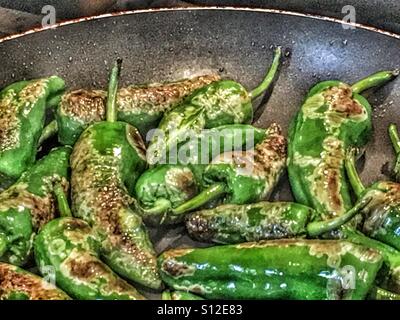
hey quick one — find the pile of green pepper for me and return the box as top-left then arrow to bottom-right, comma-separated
1,45 -> 400,300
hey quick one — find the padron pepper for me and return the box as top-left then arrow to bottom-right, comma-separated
53,74 -> 220,145
34,188 -> 145,300
0,146 -> 70,266
147,47 -> 282,165
174,122 -> 286,214
71,60 -> 160,289
389,123 -> 400,182
0,262 -> 70,300
288,70 -> 398,222
0,76 -> 65,189
159,239 -> 383,300
134,124 -> 268,224
185,198 -> 371,244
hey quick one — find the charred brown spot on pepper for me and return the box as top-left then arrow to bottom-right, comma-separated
323,85 -> 363,116
162,259 -> 194,277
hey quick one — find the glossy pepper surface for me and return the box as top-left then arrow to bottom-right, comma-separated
288,71 -> 397,220
34,217 -> 145,300
0,76 -> 65,189
0,262 -> 70,300
185,198 -> 370,243
147,48 -> 281,165
0,146 -> 71,266
159,239 -> 383,300
55,74 -> 220,145
71,60 -> 160,289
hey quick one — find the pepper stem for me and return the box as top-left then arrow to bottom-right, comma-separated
389,124 -> 400,155
0,233 -> 8,257
249,47 -> 282,100
172,183 -> 227,215
54,184 -> 72,217
351,69 -> 399,94
345,147 -> 365,198
38,120 -> 58,146
306,196 -> 372,237
106,58 -> 122,123
139,199 -> 172,216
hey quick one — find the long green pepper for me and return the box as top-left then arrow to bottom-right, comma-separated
70,60 -> 160,289
0,146 -> 70,266
0,76 -> 65,189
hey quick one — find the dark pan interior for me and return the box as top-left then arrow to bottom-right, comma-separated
0,8 -> 399,295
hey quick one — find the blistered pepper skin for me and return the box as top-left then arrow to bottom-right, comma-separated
159,239 -> 383,300
71,121 -> 161,289
0,146 -> 71,266
203,123 -> 287,205
34,217 -> 145,300
56,75 -> 220,145
0,262 -> 70,300
0,76 -> 65,189
186,201 -> 313,244
288,81 -> 372,220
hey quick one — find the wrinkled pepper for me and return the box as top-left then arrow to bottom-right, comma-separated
159,239 -> 383,300
162,290 -> 204,300
185,198 -> 371,243
0,76 -> 65,189
0,262 -> 70,300
288,70 -> 397,223
0,146 -> 70,266
134,124 -> 268,224
71,60 -> 160,289
389,123 -> 400,182
54,74 -> 220,145
34,214 -> 145,299
147,47 -> 281,165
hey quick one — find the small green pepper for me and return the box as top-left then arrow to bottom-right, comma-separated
147,48 -> 281,165
0,76 -> 65,189
54,74 -> 220,145
173,123 -> 286,213
345,147 -> 400,251
71,60 -> 160,289
389,123 -> 400,182
0,146 -> 71,266
0,262 -> 70,300
34,216 -> 145,300
159,239 -> 383,300
162,290 -> 204,300
135,124 -> 268,224
288,70 -> 397,222
185,198 -> 371,243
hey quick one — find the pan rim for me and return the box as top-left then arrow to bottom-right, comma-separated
0,6 -> 399,44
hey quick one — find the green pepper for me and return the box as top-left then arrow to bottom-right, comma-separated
34,215 -> 145,300
0,262 -> 70,300
0,76 -> 65,189
344,147 -> 400,251
173,122 -> 286,214
135,124 -> 268,224
162,290 -> 204,300
287,70 -> 397,222
147,48 -> 282,165
388,123 -> 400,182
185,198 -> 371,243
159,239 -> 383,300
70,60 -> 160,289
54,74 -> 220,145
0,146 -> 71,266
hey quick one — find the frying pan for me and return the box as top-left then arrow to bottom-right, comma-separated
0,7 -> 399,297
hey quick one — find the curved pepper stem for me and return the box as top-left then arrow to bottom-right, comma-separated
0,233 -> 7,257
389,124 -> 400,155
173,183 -> 227,215
106,58 -> 122,123
140,198 -> 172,217
249,47 -> 282,100
306,196 -> 372,237
345,147 -> 365,198
351,70 -> 399,94
54,184 -> 72,218
38,120 -> 58,146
